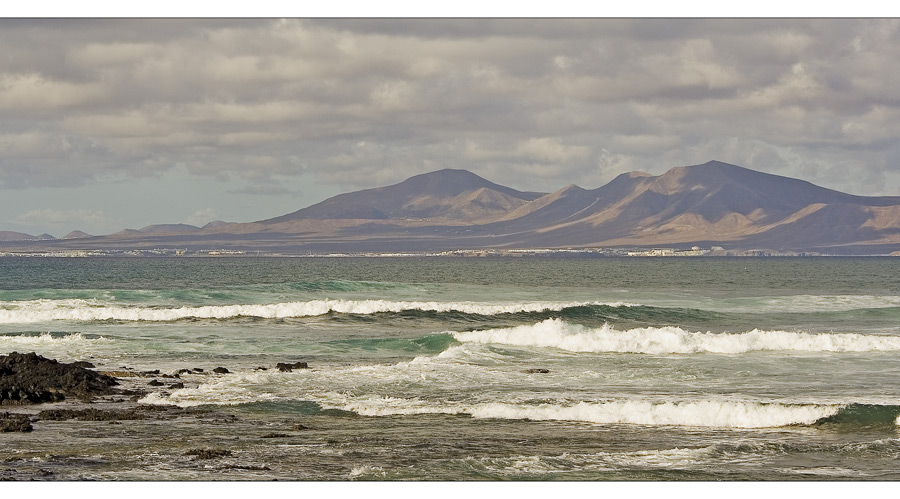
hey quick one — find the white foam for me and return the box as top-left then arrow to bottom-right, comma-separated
737,294 -> 900,313
321,395 -> 838,428
0,332 -> 107,346
464,400 -> 837,427
451,318 -> 900,354
348,465 -> 386,479
472,446 -> 715,474
135,362 -> 851,429
139,377 -> 280,407
0,299 -> 630,323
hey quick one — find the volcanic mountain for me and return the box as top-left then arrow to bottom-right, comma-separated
479,160 -> 900,251
4,161 -> 900,254
262,168 -> 544,224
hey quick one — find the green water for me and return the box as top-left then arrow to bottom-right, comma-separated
1,256 -> 900,480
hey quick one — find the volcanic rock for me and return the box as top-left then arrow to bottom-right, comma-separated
0,352 -> 119,405
0,412 -> 33,432
276,362 -> 309,372
183,448 -> 232,459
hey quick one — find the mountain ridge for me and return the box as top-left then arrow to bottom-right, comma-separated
4,161 -> 900,255
262,168 -> 545,224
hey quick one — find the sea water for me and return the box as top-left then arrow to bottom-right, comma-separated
1,256 -> 899,480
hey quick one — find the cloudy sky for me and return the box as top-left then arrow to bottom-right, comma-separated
2,17 -> 899,236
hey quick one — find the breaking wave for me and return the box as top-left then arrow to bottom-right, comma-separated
146,383 -> 898,429
322,395 -> 840,428
451,318 -> 900,354
0,299 -> 634,323
0,332 -> 107,346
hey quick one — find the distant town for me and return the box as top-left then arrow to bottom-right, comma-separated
0,245 -> 874,258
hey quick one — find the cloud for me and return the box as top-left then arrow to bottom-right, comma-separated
184,208 -> 220,227
228,184 -> 294,196
10,208 -> 117,233
0,18 -> 898,198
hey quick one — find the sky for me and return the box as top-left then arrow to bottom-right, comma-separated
2,16 -> 900,236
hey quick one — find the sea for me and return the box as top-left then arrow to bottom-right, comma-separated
1,256 -> 900,481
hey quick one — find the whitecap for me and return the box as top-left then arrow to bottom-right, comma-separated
451,318 -> 900,354
0,299 -> 633,323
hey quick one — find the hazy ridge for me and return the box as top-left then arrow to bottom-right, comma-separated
4,161 -> 900,255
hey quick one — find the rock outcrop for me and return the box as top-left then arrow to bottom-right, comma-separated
0,352 -> 119,405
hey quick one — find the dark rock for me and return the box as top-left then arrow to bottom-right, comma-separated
147,379 -> 164,386
261,432 -> 289,438
192,368 -> 204,373
176,369 -> 192,375
142,370 -> 160,375
38,405 -> 180,422
276,361 -> 309,372
70,361 -> 95,369
212,367 -> 229,374
0,412 -> 33,432
523,368 -> 550,374
293,424 -> 310,431
183,448 -> 231,459
38,408 -> 149,421
168,382 -> 185,389
222,464 -> 271,471
0,352 -> 119,405
254,367 -> 268,371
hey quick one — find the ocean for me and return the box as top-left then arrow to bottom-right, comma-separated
2,256 -> 900,480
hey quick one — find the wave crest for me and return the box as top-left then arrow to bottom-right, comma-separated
451,318 -> 900,353
0,332 -> 106,345
320,394 -> 841,428
0,299 -> 632,323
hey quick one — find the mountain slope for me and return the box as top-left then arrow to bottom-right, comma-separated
261,169 -> 545,224
523,161 -> 900,250
0,231 -> 38,241
5,161 -> 900,254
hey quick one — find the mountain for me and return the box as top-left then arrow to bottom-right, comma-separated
0,231 -> 39,242
63,231 -> 92,239
4,161 -> 900,255
135,224 -> 200,235
108,224 -> 200,238
262,169 -> 545,224
490,161 -> 900,250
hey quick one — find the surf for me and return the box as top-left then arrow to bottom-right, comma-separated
0,299 -> 636,323
451,318 -> 900,353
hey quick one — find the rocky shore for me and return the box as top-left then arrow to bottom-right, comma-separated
0,352 -> 120,406
0,351 -> 323,480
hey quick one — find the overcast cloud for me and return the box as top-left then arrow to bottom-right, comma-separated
2,19 -> 899,235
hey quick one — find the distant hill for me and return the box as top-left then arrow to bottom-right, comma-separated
0,231 -> 38,242
486,161 -> 900,250
63,231 -> 92,239
136,224 -> 200,235
0,232 -> 59,242
108,224 -> 200,238
201,220 -> 232,229
5,161 -> 900,255
262,169 -> 545,224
